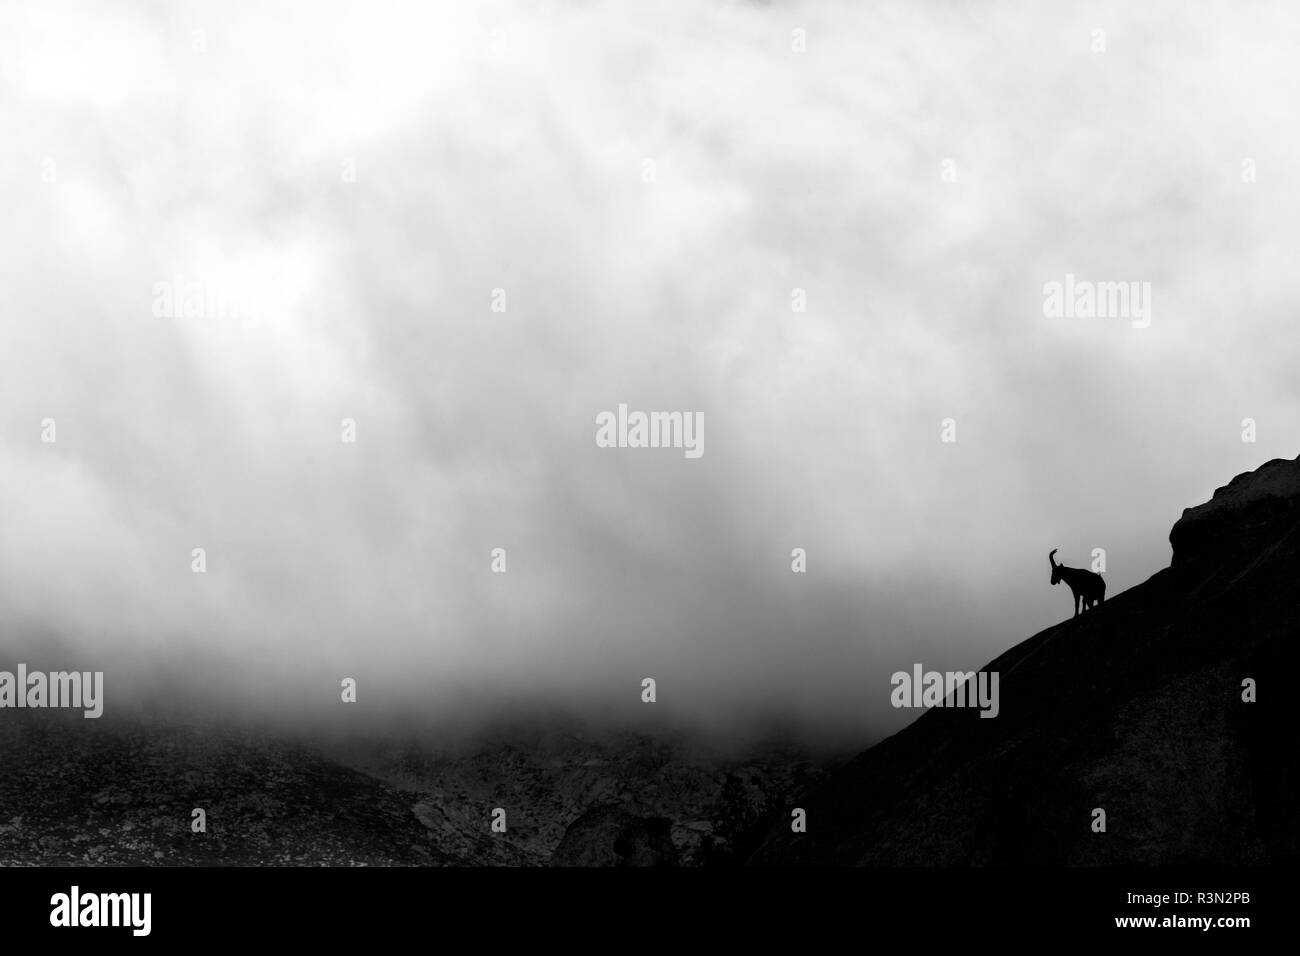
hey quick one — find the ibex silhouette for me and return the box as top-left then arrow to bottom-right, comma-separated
1049,549 -> 1105,618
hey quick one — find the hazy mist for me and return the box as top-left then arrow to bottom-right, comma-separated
2,0 -> 1298,745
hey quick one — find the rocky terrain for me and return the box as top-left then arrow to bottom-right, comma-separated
0,716 -> 464,866
0,713 -> 829,866
335,725 -> 829,866
750,454 -> 1300,865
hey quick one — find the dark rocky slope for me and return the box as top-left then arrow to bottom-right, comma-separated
0,717 -> 467,866
750,455 -> 1300,865
0,714 -> 827,866
341,728 -> 830,866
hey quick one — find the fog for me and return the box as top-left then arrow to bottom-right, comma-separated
2,0 -> 1298,745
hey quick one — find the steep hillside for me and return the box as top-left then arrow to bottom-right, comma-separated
750,455 -> 1300,865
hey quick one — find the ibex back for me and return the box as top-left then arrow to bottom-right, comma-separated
1048,549 -> 1105,618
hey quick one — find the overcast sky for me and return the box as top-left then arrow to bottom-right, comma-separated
2,0 -> 1298,744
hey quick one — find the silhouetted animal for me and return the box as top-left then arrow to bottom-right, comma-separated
1049,549 -> 1105,617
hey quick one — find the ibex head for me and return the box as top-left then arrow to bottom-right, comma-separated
1049,548 -> 1061,585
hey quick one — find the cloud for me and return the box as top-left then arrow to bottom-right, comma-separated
2,0 -> 1298,742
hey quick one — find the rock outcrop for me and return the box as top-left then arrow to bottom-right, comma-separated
1170,455 -> 1300,566
549,805 -> 679,867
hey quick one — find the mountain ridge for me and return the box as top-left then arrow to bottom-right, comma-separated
749,454 -> 1300,865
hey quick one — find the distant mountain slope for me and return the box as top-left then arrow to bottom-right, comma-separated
338,727 -> 831,866
0,717 -> 467,866
0,713 -> 829,866
750,455 -> 1300,865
